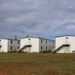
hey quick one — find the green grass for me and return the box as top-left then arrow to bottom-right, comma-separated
0,53 -> 75,75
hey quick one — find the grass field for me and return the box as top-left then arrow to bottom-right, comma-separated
0,53 -> 75,75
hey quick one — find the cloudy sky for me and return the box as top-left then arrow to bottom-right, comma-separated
0,0 -> 75,39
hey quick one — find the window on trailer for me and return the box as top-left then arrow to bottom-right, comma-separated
41,46 -> 42,50
18,41 -> 19,44
46,40 -> 47,43
11,40 -> 12,44
10,46 -> 12,50
17,47 -> 19,49
41,39 -> 42,43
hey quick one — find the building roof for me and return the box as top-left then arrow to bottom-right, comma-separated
0,38 -> 20,41
8,39 -> 20,41
21,37 -> 55,41
56,35 -> 75,38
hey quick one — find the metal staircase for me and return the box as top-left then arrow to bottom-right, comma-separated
18,45 -> 32,52
53,44 -> 70,53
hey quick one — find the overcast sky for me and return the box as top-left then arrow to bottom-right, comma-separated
0,0 -> 75,39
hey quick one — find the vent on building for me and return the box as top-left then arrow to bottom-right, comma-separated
65,37 -> 68,39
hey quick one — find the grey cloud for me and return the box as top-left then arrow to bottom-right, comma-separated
0,0 -> 75,39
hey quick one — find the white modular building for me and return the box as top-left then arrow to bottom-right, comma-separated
0,39 -> 20,52
19,37 -> 55,53
54,36 -> 75,53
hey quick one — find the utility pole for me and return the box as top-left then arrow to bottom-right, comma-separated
15,35 -> 17,40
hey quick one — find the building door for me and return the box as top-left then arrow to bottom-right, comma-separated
64,47 -> 69,53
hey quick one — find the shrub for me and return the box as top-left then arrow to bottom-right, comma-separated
8,50 -> 17,53
40,50 -> 52,53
